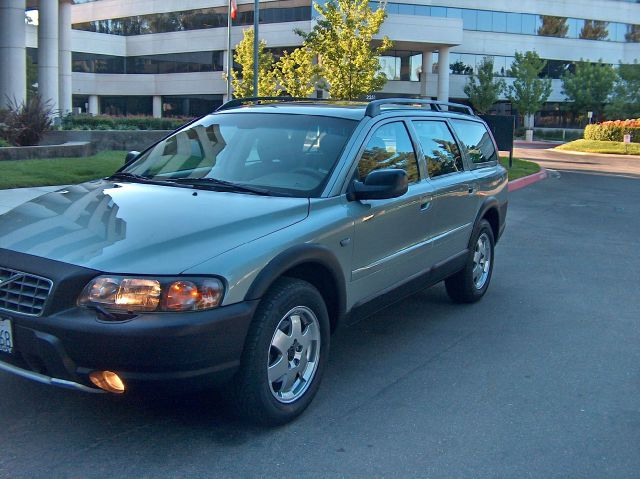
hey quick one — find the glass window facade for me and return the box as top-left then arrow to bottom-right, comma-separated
367,2 -> 640,43
73,2 -> 311,36
72,51 -> 224,74
378,50 -> 422,81
162,95 -> 224,117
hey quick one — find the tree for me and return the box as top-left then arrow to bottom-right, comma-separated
230,27 -> 278,98
626,25 -> 640,43
606,62 -> 640,119
507,51 -> 552,131
463,57 -> 506,114
538,16 -> 568,37
450,60 -> 473,75
580,21 -> 609,40
272,47 -> 317,98
298,0 -> 392,100
561,60 -> 616,121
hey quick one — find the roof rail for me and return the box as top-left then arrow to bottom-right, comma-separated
215,96 -> 353,112
364,98 -> 475,117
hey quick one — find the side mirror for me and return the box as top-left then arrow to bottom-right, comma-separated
348,169 -> 408,201
124,150 -> 140,165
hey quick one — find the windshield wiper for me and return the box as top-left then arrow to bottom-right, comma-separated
108,172 -> 177,186
170,177 -> 288,196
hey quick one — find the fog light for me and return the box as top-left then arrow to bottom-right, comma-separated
89,370 -> 125,394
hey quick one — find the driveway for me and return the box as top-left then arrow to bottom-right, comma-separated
1,160 -> 639,478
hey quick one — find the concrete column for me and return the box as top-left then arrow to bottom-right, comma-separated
437,46 -> 450,104
152,95 -> 162,118
38,0 -> 59,114
58,0 -> 72,116
88,95 -> 99,115
420,51 -> 433,98
0,0 -> 27,109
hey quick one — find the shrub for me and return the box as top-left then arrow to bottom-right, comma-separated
0,96 -> 53,146
61,114 -> 191,131
0,138 -> 9,147
584,119 -> 640,143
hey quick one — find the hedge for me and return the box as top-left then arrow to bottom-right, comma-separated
61,114 -> 193,131
584,120 -> 640,143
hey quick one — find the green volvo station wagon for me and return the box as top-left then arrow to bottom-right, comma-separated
0,98 -> 508,425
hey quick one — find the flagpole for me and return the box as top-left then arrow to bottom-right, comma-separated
226,0 -> 233,100
253,0 -> 259,96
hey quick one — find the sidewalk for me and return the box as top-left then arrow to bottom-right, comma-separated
0,185 -> 63,215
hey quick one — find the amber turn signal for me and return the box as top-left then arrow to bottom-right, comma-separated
89,370 -> 126,394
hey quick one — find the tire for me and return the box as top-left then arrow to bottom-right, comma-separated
231,277 -> 330,426
445,219 -> 495,303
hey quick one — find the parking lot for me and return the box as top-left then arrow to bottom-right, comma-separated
1,162 -> 639,478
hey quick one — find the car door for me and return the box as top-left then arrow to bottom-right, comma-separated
411,119 -> 477,262
348,120 -> 435,300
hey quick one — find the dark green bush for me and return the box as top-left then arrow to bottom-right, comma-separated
534,129 -> 583,141
0,95 -> 53,146
0,137 -> 9,147
584,121 -> 640,143
61,114 -> 192,131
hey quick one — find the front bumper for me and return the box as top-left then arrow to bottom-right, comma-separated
0,300 -> 258,394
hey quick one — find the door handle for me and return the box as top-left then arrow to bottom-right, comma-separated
419,196 -> 432,211
467,185 -> 477,195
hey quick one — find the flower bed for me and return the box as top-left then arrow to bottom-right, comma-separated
584,119 -> 640,143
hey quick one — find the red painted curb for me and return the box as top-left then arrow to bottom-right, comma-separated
508,168 -> 548,192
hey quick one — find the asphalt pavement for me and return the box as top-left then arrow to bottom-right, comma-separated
1,164 -> 639,478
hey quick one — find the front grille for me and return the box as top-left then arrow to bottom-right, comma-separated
0,267 -> 53,317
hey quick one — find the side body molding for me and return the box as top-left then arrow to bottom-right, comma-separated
244,244 -> 348,321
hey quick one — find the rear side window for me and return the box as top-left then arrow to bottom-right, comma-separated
450,119 -> 498,165
358,121 -> 419,183
412,120 -> 464,178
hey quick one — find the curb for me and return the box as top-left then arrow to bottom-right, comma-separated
508,168 -> 548,192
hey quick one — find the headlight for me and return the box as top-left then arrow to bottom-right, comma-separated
78,276 -> 224,313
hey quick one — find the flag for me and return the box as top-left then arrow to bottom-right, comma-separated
230,0 -> 237,20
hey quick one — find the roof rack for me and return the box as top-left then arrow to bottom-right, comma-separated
364,99 -> 474,117
215,97 -> 356,112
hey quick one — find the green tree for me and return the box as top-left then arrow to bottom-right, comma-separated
298,0 -> 392,100
272,47 -> 317,97
507,51 -> 552,130
538,16 -> 568,37
561,60 -> 616,121
450,59 -> 473,75
463,57 -> 506,114
580,21 -> 609,40
230,27 -> 278,98
606,62 -> 640,119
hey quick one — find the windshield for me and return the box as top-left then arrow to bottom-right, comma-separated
124,113 -> 357,197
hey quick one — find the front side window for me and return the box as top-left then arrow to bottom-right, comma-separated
412,121 -> 464,178
357,122 -> 419,183
450,119 -> 499,165
125,113 -> 357,197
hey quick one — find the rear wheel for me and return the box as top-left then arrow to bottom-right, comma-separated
445,219 -> 495,303
232,277 -> 330,425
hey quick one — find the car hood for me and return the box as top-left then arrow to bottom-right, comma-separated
0,180 -> 309,274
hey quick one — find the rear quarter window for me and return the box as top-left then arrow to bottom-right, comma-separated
450,119 -> 498,165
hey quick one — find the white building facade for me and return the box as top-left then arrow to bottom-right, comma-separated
1,0 -> 639,126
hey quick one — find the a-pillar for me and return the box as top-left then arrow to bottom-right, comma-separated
420,51 -> 433,98
58,0 -> 72,116
38,0 -> 59,114
152,95 -> 162,118
437,46 -> 450,104
0,0 -> 27,109
88,95 -> 99,115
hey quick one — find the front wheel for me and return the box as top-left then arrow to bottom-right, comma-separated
231,277 -> 330,425
445,219 -> 495,303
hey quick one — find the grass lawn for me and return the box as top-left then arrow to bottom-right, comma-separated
556,139 -> 640,155
0,150 -> 126,189
500,156 -> 540,181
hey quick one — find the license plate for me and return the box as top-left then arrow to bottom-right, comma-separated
0,318 -> 13,354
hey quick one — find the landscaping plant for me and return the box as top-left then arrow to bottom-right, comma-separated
0,95 -> 53,146
584,119 -> 640,143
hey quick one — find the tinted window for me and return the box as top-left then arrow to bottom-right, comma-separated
450,120 -> 498,165
126,113 -> 357,197
413,121 -> 463,178
358,122 -> 419,183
